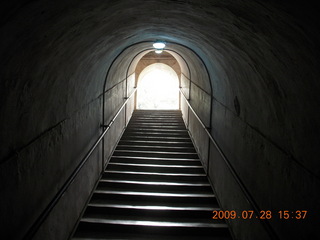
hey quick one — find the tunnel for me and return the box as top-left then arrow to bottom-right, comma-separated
0,1 -> 319,239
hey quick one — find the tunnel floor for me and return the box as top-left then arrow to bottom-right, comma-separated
72,110 -> 232,240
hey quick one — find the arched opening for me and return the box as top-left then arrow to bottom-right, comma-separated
136,63 -> 179,110
103,42 -> 212,170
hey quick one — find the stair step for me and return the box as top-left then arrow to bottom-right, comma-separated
90,195 -> 218,209
129,119 -> 184,123
82,205 -> 224,225
110,156 -> 201,165
118,140 -> 194,147
121,137 -> 190,143
94,190 -> 215,198
80,218 -> 226,228
108,162 -> 202,168
127,124 -> 187,130
107,163 -> 205,174
90,192 -> 216,206
133,111 -> 181,115
115,145 -> 196,153
125,127 -> 188,132
102,171 -> 209,183
124,128 -> 188,136
128,119 -> 185,124
99,179 -> 210,186
74,220 -> 229,240
97,180 -> 212,193
113,150 -> 197,159
120,135 -> 191,142
87,203 -> 217,211
123,131 -> 189,138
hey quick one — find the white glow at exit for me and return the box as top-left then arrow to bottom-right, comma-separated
137,63 -> 179,110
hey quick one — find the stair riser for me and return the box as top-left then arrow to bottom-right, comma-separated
129,119 -> 184,123
115,146 -> 196,153
120,136 -> 191,142
110,157 -> 201,165
96,182 -> 212,193
113,151 -> 198,159
75,222 -> 229,237
91,193 -> 216,204
107,165 -> 205,174
128,121 -> 185,125
102,172 -> 208,183
133,113 -> 182,116
127,125 -> 186,130
84,206 -> 220,221
123,132 -> 189,138
124,129 -> 188,135
119,140 -> 194,147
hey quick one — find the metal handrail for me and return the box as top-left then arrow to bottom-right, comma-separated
23,88 -> 137,240
179,88 -> 278,240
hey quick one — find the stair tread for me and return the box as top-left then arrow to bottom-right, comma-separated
80,218 -> 227,228
118,140 -> 194,147
94,190 -> 215,198
116,145 -> 196,153
100,179 -> 210,186
73,235 -> 230,240
113,150 -> 197,155
120,136 -> 190,140
104,170 -> 206,176
108,162 -> 202,168
125,127 -> 187,131
90,199 -> 218,209
110,157 -> 201,166
87,203 -> 217,211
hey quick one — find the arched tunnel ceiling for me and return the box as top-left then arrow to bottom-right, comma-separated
1,0 -> 320,176
106,41 -> 211,94
134,51 -> 182,82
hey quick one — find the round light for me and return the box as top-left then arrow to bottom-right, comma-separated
155,49 -> 163,54
153,41 -> 166,49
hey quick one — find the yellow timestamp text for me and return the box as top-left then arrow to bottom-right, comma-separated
212,210 -> 307,220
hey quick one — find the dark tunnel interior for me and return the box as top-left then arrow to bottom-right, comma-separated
0,0 -> 320,239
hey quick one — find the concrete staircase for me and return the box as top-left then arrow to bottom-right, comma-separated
72,110 -> 232,240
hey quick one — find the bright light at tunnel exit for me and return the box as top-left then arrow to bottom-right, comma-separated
137,63 -> 179,110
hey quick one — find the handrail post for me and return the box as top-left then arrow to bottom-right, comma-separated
206,127 -> 211,176
187,105 -> 190,129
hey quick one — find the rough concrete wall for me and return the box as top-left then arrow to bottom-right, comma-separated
126,74 -> 136,124
173,44 -> 211,129
188,111 -> 210,170
203,2 -> 320,239
180,74 -> 190,98
176,46 -> 211,170
0,0 -> 111,237
1,0 -> 320,239
0,1 -> 136,238
103,48 -> 139,165
0,96 -> 103,239
189,82 -> 211,127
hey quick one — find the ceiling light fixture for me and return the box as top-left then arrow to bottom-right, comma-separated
155,49 -> 163,54
153,41 -> 166,49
